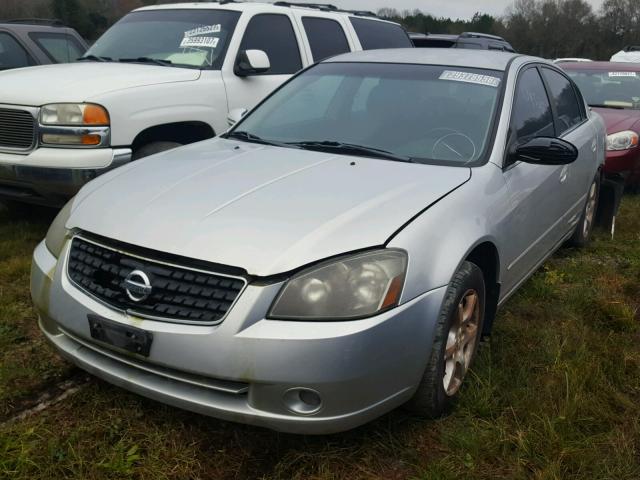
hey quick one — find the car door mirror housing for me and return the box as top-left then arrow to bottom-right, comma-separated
512,137 -> 579,165
227,108 -> 249,127
234,49 -> 270,77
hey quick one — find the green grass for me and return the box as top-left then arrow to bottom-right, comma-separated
0,205 -> 74,419
0,199 -> 638,480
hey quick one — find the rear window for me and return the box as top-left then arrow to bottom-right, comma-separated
302,17 -> 350,62
349,18 -> 412,50
29,32 -> 86,63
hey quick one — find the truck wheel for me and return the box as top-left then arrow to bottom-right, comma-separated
569,174 -> 600,248
132,141 -> 182,160
405,261 -> 485,418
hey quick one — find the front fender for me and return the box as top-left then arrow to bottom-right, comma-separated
389,164 -> 509,304
90,73 -> 227,146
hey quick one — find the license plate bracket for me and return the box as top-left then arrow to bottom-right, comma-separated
88,314 -> 153,357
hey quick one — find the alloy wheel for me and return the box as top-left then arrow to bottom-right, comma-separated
583,181 -> 597,238
443,289 -> 480,396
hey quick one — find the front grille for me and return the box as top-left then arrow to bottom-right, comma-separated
0,108 -> 36,150
67,236 -> 247,324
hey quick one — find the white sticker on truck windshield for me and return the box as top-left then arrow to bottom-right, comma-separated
184,24 -> 221,37
609,71 -> 637,77
180,36 -> 219,49
439,70 -> 501,87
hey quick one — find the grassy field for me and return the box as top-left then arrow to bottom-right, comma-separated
0,198 -> 638,480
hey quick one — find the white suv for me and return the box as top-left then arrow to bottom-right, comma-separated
0,2 -> 411,206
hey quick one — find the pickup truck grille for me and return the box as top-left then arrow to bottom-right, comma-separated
0,108 -> 36,150
67,236 -> 247,325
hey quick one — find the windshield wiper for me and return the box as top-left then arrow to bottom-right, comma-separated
288,141 -> 414,163
589,103 -> 626,110
225,131 -> 301,149
118,57 -> 173,66
77,54 -> 112,62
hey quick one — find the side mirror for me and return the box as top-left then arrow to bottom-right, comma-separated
234,49 -> 270,77
227,108 -> 248,127
511,137 -> 579,165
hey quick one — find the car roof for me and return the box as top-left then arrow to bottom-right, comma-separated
0,22 -> 74,33
325,48 -> 526,71
560,61 -> 640,71
134,2 -> 393,22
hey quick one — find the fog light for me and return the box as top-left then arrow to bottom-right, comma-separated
283,388 -> 322,415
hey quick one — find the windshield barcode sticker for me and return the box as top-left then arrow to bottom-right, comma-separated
609,72 -> 637,77
439,70 -> 501,87
180,36 -> 219,49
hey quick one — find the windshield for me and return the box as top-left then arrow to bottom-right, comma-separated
566,69 -> 640,109
86,9 -> 241,69
232,62 -> 503,166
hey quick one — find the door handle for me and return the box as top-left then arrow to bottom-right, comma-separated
559,165 -> 569,183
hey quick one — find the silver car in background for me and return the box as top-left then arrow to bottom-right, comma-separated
31,49 -> 605,434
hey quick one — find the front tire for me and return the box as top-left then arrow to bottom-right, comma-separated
569,174 -> 600,248
405,261 -> 485,418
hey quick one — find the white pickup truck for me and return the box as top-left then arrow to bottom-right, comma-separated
0,1 -> 411,206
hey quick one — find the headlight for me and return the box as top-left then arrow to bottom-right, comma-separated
269,250 -> 407,320
606,130 -> 639,151
40,103 -> 109,126
45,199 -> 73,258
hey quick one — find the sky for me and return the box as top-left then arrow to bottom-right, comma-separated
290,0 -> 606,20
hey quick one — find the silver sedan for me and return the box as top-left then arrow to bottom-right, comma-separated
31,49 -> 605,434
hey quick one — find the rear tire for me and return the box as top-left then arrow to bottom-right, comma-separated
569,174 -> 600,248
132,141 -> 182,160
405,261 -> 485,418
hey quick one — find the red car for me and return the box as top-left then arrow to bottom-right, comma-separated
561,62 -> 640,189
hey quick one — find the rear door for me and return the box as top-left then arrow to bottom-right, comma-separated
348,17 -> 412,50
0,30 -> 37,70
222,12 -> 306,113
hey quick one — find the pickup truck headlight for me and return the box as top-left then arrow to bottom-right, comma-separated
606,130 -> 639,151
45,200 -> 73,258
269,250 -> 407,320
40,103 -> 110,147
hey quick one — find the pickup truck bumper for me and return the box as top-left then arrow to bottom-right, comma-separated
0,148 -> 132,207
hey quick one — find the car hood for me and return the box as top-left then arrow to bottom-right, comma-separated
592,107 -> 640,134
0,62 -> 200,105
69,139 -> 471,277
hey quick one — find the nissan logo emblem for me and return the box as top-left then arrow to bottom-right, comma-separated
124,269 -> 153,302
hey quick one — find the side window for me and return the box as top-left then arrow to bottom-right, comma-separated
511,67 -> 555,143
28,33 -> 86,63
541,67 -> 585,135
349,18 -> 412,50
239,14 -> 302,75
302,17 -> 350,62
0,32 -> 35,69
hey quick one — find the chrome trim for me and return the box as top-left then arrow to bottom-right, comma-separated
39,125 -> 110,148
0,104 -> 39,154
112,147 -> 132,166
60,327 -> 249,395
66,234 -> 249,326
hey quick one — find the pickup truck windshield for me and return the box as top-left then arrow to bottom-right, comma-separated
566,69 -> 640,109
86,9 -> 241,69
233,62 -> 504,166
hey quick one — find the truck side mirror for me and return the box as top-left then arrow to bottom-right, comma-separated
234,49 -> 270,77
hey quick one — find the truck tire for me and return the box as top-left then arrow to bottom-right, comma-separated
405,261 -> 485,418
132,141 -> 182,160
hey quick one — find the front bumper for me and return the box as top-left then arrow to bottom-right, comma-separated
31,240 -> 447,434
604,148 -> 640,185
0,148 -> 131,207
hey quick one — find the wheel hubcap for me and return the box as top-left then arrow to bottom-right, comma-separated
583,182 -> 597,237
443,289 -> 480,396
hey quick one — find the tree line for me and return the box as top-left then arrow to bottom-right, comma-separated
380,0 -> 640,60
1,0 -> 639,60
